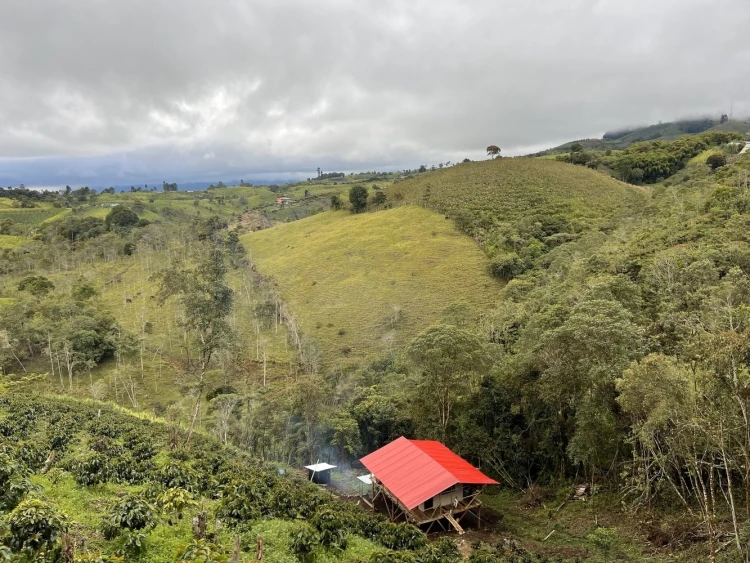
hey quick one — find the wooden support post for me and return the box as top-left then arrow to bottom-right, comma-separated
256,536 -> 264,560
62,534 -> 74,563
230,535 -> 241,563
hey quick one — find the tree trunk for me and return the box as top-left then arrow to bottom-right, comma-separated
184,365 -> 205,446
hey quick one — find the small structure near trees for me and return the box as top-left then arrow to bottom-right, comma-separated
359,437 -> 498,534
305,462 -> 336,485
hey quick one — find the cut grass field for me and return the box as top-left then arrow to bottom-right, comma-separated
243,206 -> 500,365
388,158 -> 645,228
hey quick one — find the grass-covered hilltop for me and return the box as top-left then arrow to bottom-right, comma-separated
3,121 -> 750,561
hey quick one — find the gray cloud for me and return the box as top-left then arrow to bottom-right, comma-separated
1,0 -> 749,186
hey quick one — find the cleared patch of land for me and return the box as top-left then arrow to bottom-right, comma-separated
243,206 -> 500,365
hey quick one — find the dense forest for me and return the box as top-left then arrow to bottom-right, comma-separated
2,128 -> 750,560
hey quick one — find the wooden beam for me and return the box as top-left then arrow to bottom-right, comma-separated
444,513 -> 465,535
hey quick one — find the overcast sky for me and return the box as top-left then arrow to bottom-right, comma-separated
1,0 -> 749,188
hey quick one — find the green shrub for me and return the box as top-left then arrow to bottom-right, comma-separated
157,461 -> 197,492
310,507 -> 349,550
290,529 -> 319,563
0,451 -> 31,510
707,152 -> 727,170
102,494 -> 156,540
349,185 -> 369,213
71,452 -> 109,487
6,498 -> 68,555
489,252 -> 525,280
175,539 -> 229,562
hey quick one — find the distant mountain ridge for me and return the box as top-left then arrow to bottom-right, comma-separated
531,117 -> 750,156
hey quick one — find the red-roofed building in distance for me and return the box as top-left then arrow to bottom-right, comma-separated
359,437 -> 498,534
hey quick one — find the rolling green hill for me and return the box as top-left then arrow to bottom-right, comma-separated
242,206 -> 500,366
388,158 -> 644,225
386,158 -> 645,281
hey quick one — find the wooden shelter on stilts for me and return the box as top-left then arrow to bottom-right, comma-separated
359,437 -> 498,534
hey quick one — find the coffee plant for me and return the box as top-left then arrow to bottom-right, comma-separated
6,498 -> 68,555
0,451 -> 31,510
102,494 -> 156,540
70,452 -> 109,486
290,528 -> 319,563
0,395 -> 433,561
175,539 -> 230,562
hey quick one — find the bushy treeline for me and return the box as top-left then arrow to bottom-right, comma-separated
556,131 -> 744,183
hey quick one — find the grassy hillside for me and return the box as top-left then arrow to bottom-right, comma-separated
243,206 -> 500,365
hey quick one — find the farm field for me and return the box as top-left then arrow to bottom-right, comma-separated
0,207 -> 69,224
388,157 -> 645,227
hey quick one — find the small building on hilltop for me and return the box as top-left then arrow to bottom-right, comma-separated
359,437 -> 498,534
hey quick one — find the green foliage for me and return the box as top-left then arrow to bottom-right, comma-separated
371,190 -> 387,206
330,194 -> 343,210
175,539 -> 229,562
6,498 -> 68,555
407,324 -> 490,442
611,131 -> 742,183
156,488 -> 197,524
587,527 -> 618,556
18,275 -> 55,297
327,412 -> 362,457
71,452 -> 109,486
0,451 -> 32,510
105,205 -> 139,230
706,152 -> 727,170
489,252 -> 525,280
102,493 -> 156,539
290,528 -> 319,563
349,185 -> 369,213
74,553 -> 124,562
310,507 -> 349,550
72,281 -> 98,300
54,216 -> 107,241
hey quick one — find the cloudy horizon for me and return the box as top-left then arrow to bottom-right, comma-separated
1,0 -> 749,188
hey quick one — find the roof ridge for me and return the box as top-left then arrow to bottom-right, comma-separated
409,439 -> 465,482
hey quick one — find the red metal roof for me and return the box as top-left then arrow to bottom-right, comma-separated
359,437 -> 498,510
